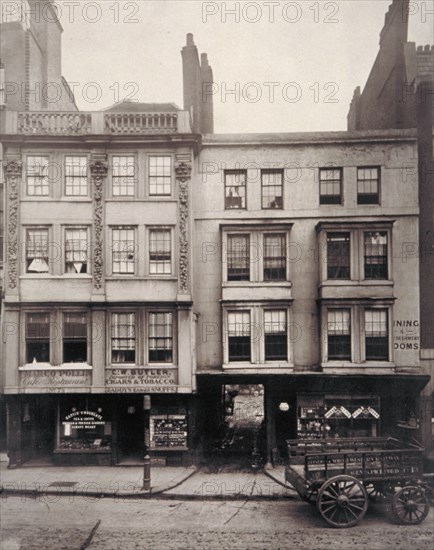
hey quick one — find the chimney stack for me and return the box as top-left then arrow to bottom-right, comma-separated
182,34 -> 214,133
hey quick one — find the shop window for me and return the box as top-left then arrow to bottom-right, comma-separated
63,313 -> 87,363
112,227 -> 136,274
26,228 -> 49,273
264,234 -> 286,281
149,229 -> 172,275
365,309 -> 389,361
149,156 -> 171,196
319,168 -> 342,205
357,167 -> 380,205
364,232 -> 388,279
228,311 -> 251,362
148,312 -> 173,363
327,232 -> 350,279
111,313 -> 136,363
65,228 -> 88,274
327,309 -> 351,360
65,156 -> 88,196
264,310 -> 287,361
261,170 -> 283,209
227,234 -> 250,281
225,170 -> 246,209
26,156 -> 49,196
26,313 -> 50,363
112,155 -> 135,196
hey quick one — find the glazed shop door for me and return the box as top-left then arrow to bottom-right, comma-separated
117,397 -> 144,464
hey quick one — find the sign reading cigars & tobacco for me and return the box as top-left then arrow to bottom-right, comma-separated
105,368 -> 178,393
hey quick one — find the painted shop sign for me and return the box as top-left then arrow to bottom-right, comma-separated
393,319 -> 420,350
105,368 -> 178,393
20,370 -> 91,388
62,411 -> 105,430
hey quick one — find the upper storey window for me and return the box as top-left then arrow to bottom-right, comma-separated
327,233 -> 350,280
26,156 -> 49,196
227,235 -> 250,281
263,234 -> 286,281
261,170 -> 283,209
364,232 -> 388,280
65,156 -> 88,196
112,227 -> 136,275
319,168 -> 342,205
225,170 -> 247,209
149,156 -> 172,196
112,156 -> 136,196
26,228 -> 49,273
357,167 -> 380,205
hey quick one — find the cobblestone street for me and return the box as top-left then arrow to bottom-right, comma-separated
1,495 -> 433,549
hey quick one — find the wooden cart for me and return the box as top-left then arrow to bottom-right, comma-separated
285,437 -> 430,528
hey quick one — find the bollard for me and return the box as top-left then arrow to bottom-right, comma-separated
143,454 -> 151,491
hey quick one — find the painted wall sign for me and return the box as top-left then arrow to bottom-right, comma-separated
62,410 -> 105,430
393,319 -> 420,350
20,370 -> 91,388
105,368 -> 178,393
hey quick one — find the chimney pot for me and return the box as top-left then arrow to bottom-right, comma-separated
186,33 -> 194,46
201,53 -> 209,66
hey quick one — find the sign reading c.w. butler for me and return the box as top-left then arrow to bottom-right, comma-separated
105,368 -> 178,393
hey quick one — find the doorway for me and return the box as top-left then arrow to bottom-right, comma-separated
116,397 -> 144,464
217,384 -> 265,469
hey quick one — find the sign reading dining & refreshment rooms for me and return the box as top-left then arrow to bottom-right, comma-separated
105,368 -> 178,393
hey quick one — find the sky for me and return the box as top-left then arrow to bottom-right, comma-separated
57,0 -> 433,133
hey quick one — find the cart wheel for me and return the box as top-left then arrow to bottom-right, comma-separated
317,475 -> 368,528
364,482 -> 393,503
391,486 -> 429,525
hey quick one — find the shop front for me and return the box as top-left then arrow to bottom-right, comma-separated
6,393 -> 195,468
197,373 -> 430,467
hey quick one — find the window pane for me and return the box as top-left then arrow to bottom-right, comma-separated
112,228 -> 135,274
357,167 -> 379,204
112,156 -> 135,196
264,310 -> 287,360
364,232 -> 388,279
225,171 -> 246,209
26,313 -> 50,362
228,311 -> 251,361
149,156 -> 171,196
111,313 -> 135,363
264,234 -> 286,281
65,156 -> 88,196
365,309 -> 388,360
65,229 -> 87,274
327,309 -> 351,360
63,313 -> 87,363
149,229 -> 171,274
327,232 -> 350,279
26,229 -> 49,273
320,168 -> 342,205
149,312 -> 173,363
227,235 -> 250,281
262,170 -> 283,209
27,156 -> 49,196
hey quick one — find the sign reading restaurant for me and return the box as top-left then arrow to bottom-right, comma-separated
105,368 -> 178,393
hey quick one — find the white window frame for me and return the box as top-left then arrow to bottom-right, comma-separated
62,311 -> 90,366
64,226 -> 89,275
25,155 -> 50,197
110,226 -> 137,276
24,226 -> 50,275
321,303 -> 394,368
222,227 -> 291,284
147,227 -> 174,276
110,154 -> 137,198
222,304 -> 293,368
148,155 -> 172,197
64,155 -> 89,197
318,224 -> 393,283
